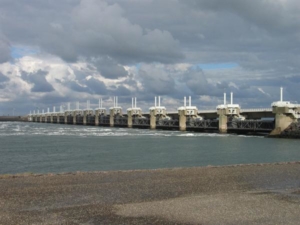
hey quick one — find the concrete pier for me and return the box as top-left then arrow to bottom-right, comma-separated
109,97 -> 123,127
178,109 -> 186,131
83,111 -> 87,125
95,99 -> 106,126
178,96 -> 198,131
127,98 -> 142,128
217,93 -> 242,133
269,88 -> 300,136
73,112 -> 76,125
64,112 -> 68,124
95,110 -> 99,126
270,104 -> 300,135
127,110 -> 133,128
109,107 -> 123,127
149,96 -> 167,129
218,112 -> 228,133
96,108 -> 106,126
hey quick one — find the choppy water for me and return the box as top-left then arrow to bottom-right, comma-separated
0,122 -> 300,174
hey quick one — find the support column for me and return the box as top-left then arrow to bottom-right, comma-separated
178,109 -> 186,131
73,112 -> 76,125
127,111 -> 133,128
109,109 -> 114,127
218,114 -> 228,133
95,111 -> 99,126
217,107 -> 228,133
50,115 -> 53,123
83,111 -> 87,125
150,109 -> 156,129
57,115 -> 60,124
275,114 -> 294,131
270,106 -> 295,135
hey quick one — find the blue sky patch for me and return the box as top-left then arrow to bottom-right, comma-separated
10,46 -> 39,59
195,63 -> 238,70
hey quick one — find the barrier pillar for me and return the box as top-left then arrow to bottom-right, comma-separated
178,109 -> 186,131
64,112 -> 68,124
127,110 -> 133,128
83,111 -> 87,125
73,112 -> 76,125
109,109 -> 114,127
95,110 -> 99,126
150,109 -> 156,129
270,105 -> 298,135
219,113 -> 228,133
269,88 -> 300,135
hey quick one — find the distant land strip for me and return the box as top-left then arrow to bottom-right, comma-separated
0,116 -> 27,122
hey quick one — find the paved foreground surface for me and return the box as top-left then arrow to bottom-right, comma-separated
0,162 -> 300,225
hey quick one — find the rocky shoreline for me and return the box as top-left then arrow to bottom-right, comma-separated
1,162 -> 300,224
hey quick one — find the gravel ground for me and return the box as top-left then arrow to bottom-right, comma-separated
0,162 -> 300,225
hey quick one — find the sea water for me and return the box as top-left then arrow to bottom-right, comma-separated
0,122 -> 300,174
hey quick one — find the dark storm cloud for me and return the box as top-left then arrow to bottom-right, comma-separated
112,85 -> 131,96
0,0 -> 183,65
85,78 -> 107,95
185,0 -> 300,34
182,67 -> 209,95
139,66 -> 176,95
115,0 -> 300,74
63,77 -> 108,94
91,57 -> 128,79
67,81 -> 89,93
21,70 -> 54,92
0,37 -> 10,63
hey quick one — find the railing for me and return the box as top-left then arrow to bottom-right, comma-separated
75,115 -> 83,124
133,117 -> 150,126
197,110 -> 216,114
240,108 -> 272,113
168,108 -> 273,114
156,119 -> 179,127
87,115 -> 95,125
66,115 -> 73,124
114,116 -> 128,126
187,119 -> 218,129
228,120 -> 274,131
99,115 -> 110,125
59,116 -> 65,123
53,116 -> 58,123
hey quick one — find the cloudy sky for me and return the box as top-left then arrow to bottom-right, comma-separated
0,0 -> 300,115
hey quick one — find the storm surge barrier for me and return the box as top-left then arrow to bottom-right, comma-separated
28,89 -> 300,137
